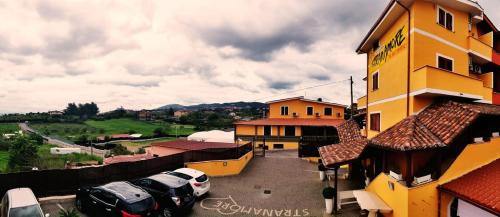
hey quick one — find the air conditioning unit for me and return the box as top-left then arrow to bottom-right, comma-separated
413,174 -> 432,185
315,112 -> 320,117
389,171 -> 403,181
293,112 -> 299,117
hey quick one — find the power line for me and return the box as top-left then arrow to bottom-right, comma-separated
252,78 -> 350,102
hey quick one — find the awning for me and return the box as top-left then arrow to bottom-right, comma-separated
319,140 -> 368,167
353,190 -> 392,213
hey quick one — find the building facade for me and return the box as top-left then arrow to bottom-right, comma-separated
356,0 -> 500,139
234,96 -> 346,150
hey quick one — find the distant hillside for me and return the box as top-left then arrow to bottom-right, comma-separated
157,101 -> 266,111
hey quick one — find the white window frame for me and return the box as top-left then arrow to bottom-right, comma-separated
369,111 -> 382,132
306,106 -> 314,116
436,5 -> 454,32
280,106 -> 289,116
436,53 -> 454,72
372,70 -> 380,91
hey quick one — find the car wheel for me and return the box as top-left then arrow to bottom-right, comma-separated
161,208 -> 173,217
75,198 -> 85,212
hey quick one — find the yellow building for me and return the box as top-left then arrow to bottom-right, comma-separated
355,0 -> 499,139
319,1 -> 500,217
234,96 -> 346,151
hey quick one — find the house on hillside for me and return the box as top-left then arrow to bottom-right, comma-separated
320,0 -> 500,216
234,96 -> 347,151
137,109 -> 152,121
174,110 -> 191,117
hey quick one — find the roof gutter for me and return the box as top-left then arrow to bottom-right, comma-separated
395,0 -> 411,117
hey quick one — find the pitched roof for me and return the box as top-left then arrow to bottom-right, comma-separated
319,119 -> 369,167
152,140 -> 239,150
265,96 -> 347,107
439,159 -> 500,215
235,118 -> 345,127
371,101 -> 500,151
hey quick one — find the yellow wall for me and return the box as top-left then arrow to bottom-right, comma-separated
268,99 -> 344,119
185,150 -> 253,177
367,98 -> 407,138
235,125 -> 255,135
366,137 -> 500,217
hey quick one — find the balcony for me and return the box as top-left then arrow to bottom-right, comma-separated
357,95 -> 367,109
411,66 -> 492,102
468,36 -> 493,63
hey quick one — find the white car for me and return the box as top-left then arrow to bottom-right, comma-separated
1,188 -> 48,217
167,168 -> 210,197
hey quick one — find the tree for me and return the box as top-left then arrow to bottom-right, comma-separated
64,103 -> 79,116
8,136 -> 39,171
153,127 -> 166,137
168,108 -> 174,116
0,137 -> 11,151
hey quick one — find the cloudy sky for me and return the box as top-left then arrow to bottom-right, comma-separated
1,0 -> 499,113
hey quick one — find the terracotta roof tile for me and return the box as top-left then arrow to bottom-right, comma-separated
152,140 -> 239,150
235,118 -> 345,127
439,159 -> 500,215
319,119 -> 368,167
371,101 -> 500,151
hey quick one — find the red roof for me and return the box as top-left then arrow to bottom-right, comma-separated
235,118 -> 345,127
104,154 -> 154,164
319,120 -> 368,167
111,134 -> 132,139
439,159 -> 500,215
152,140 -> 239,150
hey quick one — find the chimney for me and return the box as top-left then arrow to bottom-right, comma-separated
317,98 -> 323,102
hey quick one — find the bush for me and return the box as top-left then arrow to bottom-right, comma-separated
58,208 -> 80,217
318,164 -> 326,171
136,147 -> 146,154
110,144 -> 132,156
322,187 -> 335,199
8,136 -> 39,171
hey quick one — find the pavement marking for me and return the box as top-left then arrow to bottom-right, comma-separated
200,195 -> 311,216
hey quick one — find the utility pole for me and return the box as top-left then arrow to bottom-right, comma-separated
350,76 -> 354,119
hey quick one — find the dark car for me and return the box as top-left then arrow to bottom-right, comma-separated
75,181 -> 157,217
132,174 -> 196,217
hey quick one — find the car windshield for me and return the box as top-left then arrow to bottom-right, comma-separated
172,184 -> 194,197
9,205 -> 43,217
125,197 -> 154,214
195,174 -> 208,182
168,172 -> 192,180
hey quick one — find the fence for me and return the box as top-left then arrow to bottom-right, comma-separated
182,142 -> 253,162
0,153 -> 184,197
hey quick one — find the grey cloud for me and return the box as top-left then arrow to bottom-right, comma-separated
310,73 -> 330,81
43,25 -> 106,60
89,80 -> 161,88
268,81 -> 297,90
36,2 -> 66,20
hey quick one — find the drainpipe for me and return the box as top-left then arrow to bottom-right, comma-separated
395,0 -> 411,117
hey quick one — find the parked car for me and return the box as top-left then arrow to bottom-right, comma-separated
132,173 -> 195,217
1,188 -> 48,217
75,181 -> 157,217
166,168 -> 210,197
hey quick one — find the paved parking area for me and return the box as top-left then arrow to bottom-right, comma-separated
41,150 -> 362,217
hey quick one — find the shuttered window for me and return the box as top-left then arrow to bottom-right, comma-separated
438,56 -> 453,71
438,7 -> 453,31
372,72 -> 379,91
370,113 -> 381,131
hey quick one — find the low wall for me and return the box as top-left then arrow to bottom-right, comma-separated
185,150 -> 253,176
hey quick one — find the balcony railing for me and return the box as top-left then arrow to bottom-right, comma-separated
411,66 -> 492,102
468,36 -> 493,62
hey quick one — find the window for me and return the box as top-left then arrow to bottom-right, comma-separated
324,107 -> 332,116
370,113 -> 381,131
284,126 -> 295,136
280,106 -> 289,116
90,189 -> 117,206
437,54 -> 453,71
273,144 -> 284,149
306,106 -> 314,116
337,112 -> 342,118
438,7 -> 453,31
372,71 -> 379,91
264,126 -> 271,136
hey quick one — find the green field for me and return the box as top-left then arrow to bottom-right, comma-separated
34,144 -> 103,170
31,119 -> 196,141
0,151 -> 8,172
114,137 -> 177,152
0,123 -> 20,134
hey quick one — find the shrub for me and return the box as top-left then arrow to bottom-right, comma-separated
110,144 -> 132,156
322,187 -> 335,199
136,147 -> 146,154
58,208 -> 80,217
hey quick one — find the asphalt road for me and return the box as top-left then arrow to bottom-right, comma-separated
41,150 -> 362,217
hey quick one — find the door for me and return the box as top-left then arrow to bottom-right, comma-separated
89,189 -> 118,217
89,189 -> 106,217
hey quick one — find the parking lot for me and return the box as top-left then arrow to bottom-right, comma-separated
41,150 -> 361,217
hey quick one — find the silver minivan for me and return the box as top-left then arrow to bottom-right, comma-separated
1,188 -> 48,217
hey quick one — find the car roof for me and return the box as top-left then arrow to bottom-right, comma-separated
99,181 -> 150,203
6,188 -> 39,208
148,174 -> 188,188
174,168 -> 204,178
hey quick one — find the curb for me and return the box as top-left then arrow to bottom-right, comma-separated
39,195 -> 76,205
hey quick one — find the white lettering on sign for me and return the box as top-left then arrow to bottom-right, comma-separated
200,196 -> 310,216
